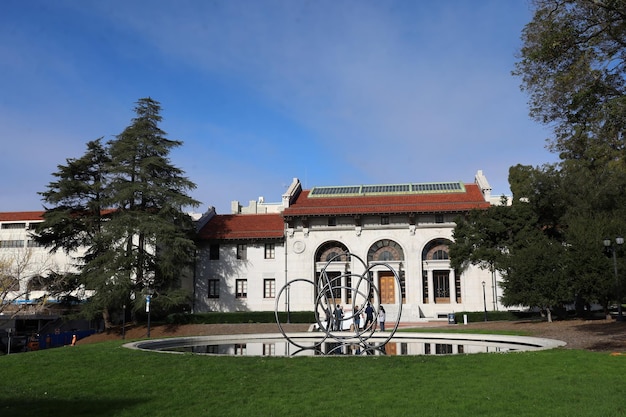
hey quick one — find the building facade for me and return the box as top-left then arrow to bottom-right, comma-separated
0,211 -> 88,306
194,171 -> 507,322
2,171 -> 508,325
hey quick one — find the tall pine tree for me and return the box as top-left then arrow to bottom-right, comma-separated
36,98 -> 200,329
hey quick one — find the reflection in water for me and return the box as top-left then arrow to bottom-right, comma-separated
163,340 -> 513,357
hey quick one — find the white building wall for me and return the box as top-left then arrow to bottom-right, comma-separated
0,219 -> 86,302
195,242 -> 286,312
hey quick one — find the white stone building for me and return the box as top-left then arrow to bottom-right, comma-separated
0,211 -> 88,306
1,171 -> 508,324
194,171 -> 507,322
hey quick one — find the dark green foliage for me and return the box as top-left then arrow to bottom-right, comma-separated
166,311 -> 316,325
514,0 -> 626,160
450,164 -> 620,318
36,98 -> 200,328
458,1 -> 626,315
36,139 -> 110,254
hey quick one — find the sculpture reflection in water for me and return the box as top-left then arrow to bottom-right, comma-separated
274,252 -> 402,355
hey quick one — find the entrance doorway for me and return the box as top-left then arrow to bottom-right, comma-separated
378,272 -> 395,304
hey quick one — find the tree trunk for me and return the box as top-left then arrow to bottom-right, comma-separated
102,307 -> 113,330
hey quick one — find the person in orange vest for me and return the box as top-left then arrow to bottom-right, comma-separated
71,334 -> 77,346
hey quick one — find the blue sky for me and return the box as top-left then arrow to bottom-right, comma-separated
1,0 -> 557,214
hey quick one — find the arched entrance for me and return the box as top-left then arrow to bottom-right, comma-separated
314,241 -> 351,305
421,239 -> 457,304
367,239 -> 404,304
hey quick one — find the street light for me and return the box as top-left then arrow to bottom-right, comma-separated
122,304 -> 126,340
286,284 -> 291,324
145,289 -> 154,337
603,237 -> 624,321
482,281 -> 487,322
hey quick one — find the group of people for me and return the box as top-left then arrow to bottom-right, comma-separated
330,302 -> 386,332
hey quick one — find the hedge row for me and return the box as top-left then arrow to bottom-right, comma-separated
166,310 -> 316,325
166,310 -> 544,325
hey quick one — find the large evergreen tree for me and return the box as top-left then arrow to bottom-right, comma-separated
36,138 -> 110,254
36,98 -> 200,328
101,97 -> 199,325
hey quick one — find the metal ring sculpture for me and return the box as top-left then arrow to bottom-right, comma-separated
275,251 -> 402,355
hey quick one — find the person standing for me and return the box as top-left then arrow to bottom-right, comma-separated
378,305 -> 386,331
364,302 -> 375,330
353,304 -> 361,331
333,304 -> 343,331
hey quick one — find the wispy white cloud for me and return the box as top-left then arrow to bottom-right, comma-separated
1,0 -> 557,213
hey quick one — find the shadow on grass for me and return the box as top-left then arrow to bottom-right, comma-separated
1,397 -> 148,417
575,320 -> 626,351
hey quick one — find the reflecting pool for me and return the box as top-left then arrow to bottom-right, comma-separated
124,332 -> 565,357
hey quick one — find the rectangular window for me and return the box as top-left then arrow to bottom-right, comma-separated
435,214 -> 444,223
328,217 -> 336,227
381,216 -> 389,225
236,244 -> 247,260
264,243 -> 275,259
422,271 -> 429,303
208,279 -> 220,298
236,279 -> 247,298
209,244 -> 219,260
0,240 -> 25,248
234,343 -> 247,355
435,344 -> 453,355
455,271 -> 462,303
1,223 -> 26,230
263,343 -> 275,356
27,240 -> 44,248
264,279 -> 276,298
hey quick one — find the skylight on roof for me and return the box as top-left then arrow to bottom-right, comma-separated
309,182 -> 465,197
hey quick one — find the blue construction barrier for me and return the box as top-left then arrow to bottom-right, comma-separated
38,329 -> 96,350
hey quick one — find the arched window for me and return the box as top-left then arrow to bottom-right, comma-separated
367,239 -> 404,262
28,275 -> 47,291
422,239 -> 452,261
316,241 -> 350,263
325,251 -> 340,262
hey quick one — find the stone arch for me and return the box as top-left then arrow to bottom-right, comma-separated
421,238 -> 456,304
367,239 -> 404,262
422,238 -> 452,261
315,241 -> 350,263
27,275 -> 47,291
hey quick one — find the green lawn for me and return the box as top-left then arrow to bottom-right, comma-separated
1,340 -> 624,417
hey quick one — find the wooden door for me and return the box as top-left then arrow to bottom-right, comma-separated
379,272 -> 395,304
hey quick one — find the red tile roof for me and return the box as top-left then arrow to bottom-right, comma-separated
282,183 -> 490,217
0,211 -> 45,222
197,214 -> 284,240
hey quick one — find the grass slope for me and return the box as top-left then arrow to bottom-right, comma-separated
1,341 -> 625,417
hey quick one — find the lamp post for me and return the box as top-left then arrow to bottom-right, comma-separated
145,289 -> 154,337
603,237 -> 624,321
122,304 -> 126,340
482,281 -> 487,322
7,328 -> 12,355
286,284 -> 291,324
